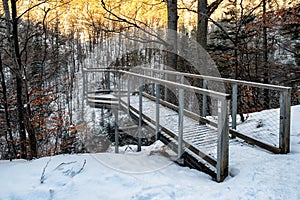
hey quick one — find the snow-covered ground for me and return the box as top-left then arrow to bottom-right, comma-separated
1,105 -> 300,200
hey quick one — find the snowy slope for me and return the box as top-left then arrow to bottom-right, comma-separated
0,105 -> 300,200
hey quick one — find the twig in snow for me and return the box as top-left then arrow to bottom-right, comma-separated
54,161 -> 77,171
54,160 -> 86,177
64,159 -> 87,177
40,158 -> 51,184
72,159 -> 87,177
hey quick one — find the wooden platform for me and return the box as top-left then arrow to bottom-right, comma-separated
83,68 -> 292,183
125,95 -> 219,158
118,95 -> 219,178
87,91 -> 219,164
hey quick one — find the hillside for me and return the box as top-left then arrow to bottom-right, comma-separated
0,105 -> 300,200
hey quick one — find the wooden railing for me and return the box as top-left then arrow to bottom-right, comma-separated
83,67 -> 231,182
135,67 -> 291,154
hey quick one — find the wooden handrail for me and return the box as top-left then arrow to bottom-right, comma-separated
120,70 -> 231,100
83,67 -> 291,91
136,67 -> 291,91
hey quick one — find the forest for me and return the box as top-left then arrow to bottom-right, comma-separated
0,0 -> 299,160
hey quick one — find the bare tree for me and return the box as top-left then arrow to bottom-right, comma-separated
262,0 -> 270,108
0,0 -> 52,158
166,0 -> 178,70
0,51 -> 17,160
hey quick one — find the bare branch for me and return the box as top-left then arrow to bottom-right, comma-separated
40,158 -> 51,184
208,0 -> 224,16
17,0 -> 73,21
142,1 -> 164,7
178,5 -> 236,45
16,0 -> 48,21
276,41 -> 299,55
179,0 -> 224,17
178,6 -> 197,13
20,32 -> 42,57
74,159 -> 86,177
101,0 -> 168,46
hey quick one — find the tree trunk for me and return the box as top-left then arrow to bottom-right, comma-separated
3,0 -> 27,159
262,0 -> 269,109
8,0 -> 37,159
165,0 -> 178,104
0,53 -> 17,160
197,0 -> 208,49
166,0 -> 178,70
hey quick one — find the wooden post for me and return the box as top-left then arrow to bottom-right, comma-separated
216,98 -> 229,182
155,83 -> 160,140
107,71 -> 110,90
101,107 -> 104,127
231,84 -> 238,139
127,76 -> 131,116
180,75 -> 185,85
232,84 -> 238,130
138,79 -> 143,152
151,70 -> 155,96
118,71 -> 121,110
81,70 -> 86,123
279,88 -> 291,154
86,72 -> 89,95
83,70 -> 86,98
114,108 -> 119,153
121,71 -> 124,92
178,85 -> 184,160
164,73 -> 168,101
202,80 -> 208,118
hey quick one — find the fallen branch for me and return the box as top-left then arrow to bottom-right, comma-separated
73,159 -> 87,177
54,161 -> 77,171
54,160 -> 87,177
40,158 -> 51,184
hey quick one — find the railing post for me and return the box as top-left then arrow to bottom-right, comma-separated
121,71 -> 124,92
107,71 -> 110,90
127,75 -> 131,116
151,70 -> 155,96
164,73 -> 168,101
202,80 -> 208,118
216,98 -> 229,182
180,75 -> 185,85
232,84 -> 238,130
86,72 -> 89,95
178,83 -> 184,161
118,71 -> 121,110
231,84 -> 238,139
114,108 -> 119,153
100,107 -> 104,126
279,88 -> 291,154
138,78 -> 143,152
155,83 -> 160,140
83,70 -> 86,98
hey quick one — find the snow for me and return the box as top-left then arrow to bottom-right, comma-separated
1,105 -> 300,200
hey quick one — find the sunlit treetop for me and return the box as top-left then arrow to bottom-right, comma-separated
0,0 -> 297,38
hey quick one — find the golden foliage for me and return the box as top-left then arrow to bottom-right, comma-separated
0,0 -> 296,39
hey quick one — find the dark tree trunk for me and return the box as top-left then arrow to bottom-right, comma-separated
166,0 -> 178,70
11,0 -> 37,159
262,0 -> 269,109
165,0 -> 178,104
0,53 -> 17,160
10,0 -> 27,159
197,0 -> 208,49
